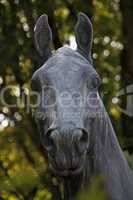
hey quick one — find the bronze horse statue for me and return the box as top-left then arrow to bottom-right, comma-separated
31,13 -> 133,200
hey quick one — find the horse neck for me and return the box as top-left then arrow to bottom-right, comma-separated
92,110 -> 133,200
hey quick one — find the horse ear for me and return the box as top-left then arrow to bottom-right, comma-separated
75,12 -> 93,61
34,14 -> 53,62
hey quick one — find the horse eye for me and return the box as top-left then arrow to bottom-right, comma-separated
92,76 -> 101,89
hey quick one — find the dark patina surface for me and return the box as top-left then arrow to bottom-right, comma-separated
31,13 -> 133,200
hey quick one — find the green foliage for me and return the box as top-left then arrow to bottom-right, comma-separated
0,170 -> 39,194
124,151 -> 133,171
78,177 -> 106,200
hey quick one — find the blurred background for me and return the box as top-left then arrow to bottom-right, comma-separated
0,0 -> 133,199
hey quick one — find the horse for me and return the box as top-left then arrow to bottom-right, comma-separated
31,12 -> 133,200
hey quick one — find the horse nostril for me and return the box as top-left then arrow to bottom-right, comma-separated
73,129 -> 83,141
73,129 -> 89,154
45,129 -> 59,151
80,130 -> 88,143
73,129 -> 88,143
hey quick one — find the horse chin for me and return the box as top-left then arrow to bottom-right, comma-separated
49,155 -> 86,177
49,163 -> 84,177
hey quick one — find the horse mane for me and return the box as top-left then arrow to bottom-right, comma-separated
84,105 -> 133,200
